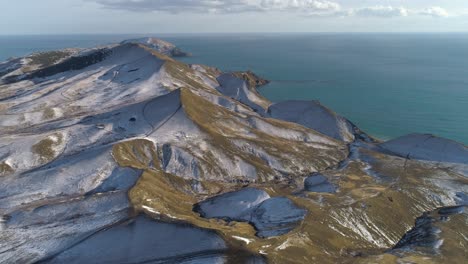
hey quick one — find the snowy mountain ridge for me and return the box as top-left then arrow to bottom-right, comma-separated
0,38 -> 466,264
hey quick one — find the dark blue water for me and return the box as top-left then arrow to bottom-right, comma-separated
1,34 -> 467,144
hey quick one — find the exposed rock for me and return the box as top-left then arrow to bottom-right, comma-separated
232,70 -> 270,88
392,206 -> 466,255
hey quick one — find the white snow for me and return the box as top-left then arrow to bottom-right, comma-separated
232,236 -> 253,245
44,216 -> 227,264
380,133 -> 468,164
216,73 -> 265,112
196,188 -> 270,219
121,37 -> 183,56
142,205 -> 161,215
2,37 -> 465,263
267,100 -> 355,142
196,189 -> 306,238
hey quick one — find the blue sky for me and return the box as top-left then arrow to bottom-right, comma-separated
1,0 -> 468,34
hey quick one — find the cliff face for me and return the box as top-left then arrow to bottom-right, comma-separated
0,39 -> 466,264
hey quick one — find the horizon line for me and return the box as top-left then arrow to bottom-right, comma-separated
1,31 -> 468,36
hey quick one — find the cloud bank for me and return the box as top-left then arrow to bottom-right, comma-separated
91,0 -> 452,18
420,6 -> 450,18
91,0 -> 341,14
353,6 -> 408,18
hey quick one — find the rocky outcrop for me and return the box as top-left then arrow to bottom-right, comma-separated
392,205 -> 466,255
233,70 -> 270,88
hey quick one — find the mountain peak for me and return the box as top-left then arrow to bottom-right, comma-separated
121,37 -> 191,57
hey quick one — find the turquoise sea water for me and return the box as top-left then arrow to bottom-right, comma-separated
1,34 -> 467,144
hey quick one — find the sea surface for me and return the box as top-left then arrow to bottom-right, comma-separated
1,33 -> 467,144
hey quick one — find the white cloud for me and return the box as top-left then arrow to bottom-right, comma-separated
353,6 -> 408,17
92,0 -> 341,14
260,0 -> 341,13
90,1 -> 453,19
419,6 -> 450,18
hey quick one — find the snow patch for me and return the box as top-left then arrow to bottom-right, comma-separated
232,236 -> 253,245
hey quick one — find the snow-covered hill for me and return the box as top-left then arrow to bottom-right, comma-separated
0,38 -> 466,264
122,37 -> 191,57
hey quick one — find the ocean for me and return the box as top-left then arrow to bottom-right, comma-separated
1,33 -> 467,144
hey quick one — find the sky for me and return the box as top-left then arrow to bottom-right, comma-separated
1,0 -> 468,34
